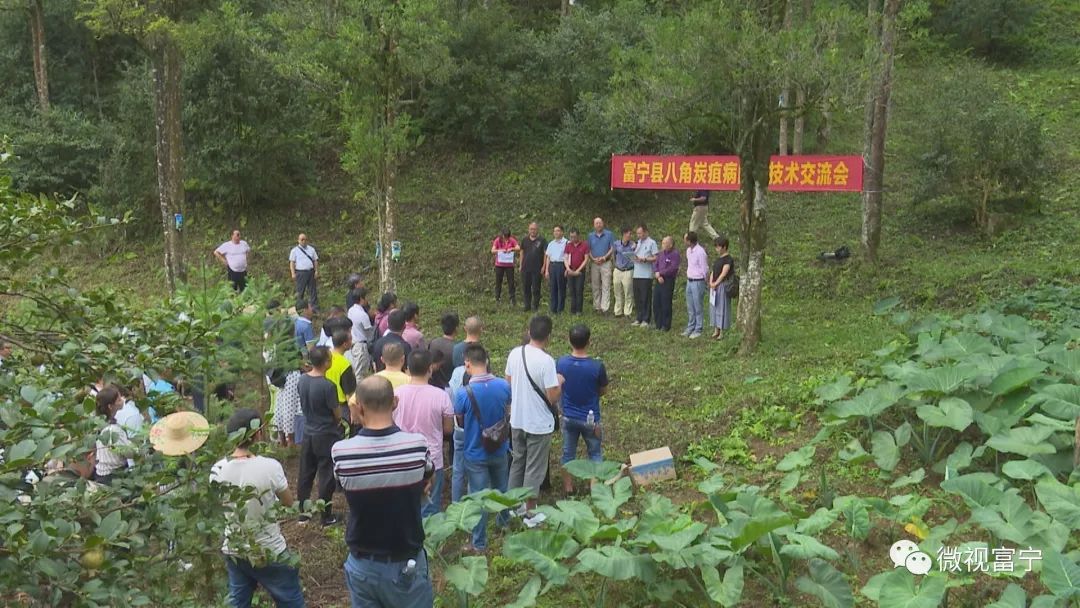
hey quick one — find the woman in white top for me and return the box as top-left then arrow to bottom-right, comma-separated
94,386 -> 133,484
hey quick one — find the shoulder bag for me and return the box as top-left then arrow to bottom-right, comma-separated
521,347 -> 560,431
466,385 -> 510,452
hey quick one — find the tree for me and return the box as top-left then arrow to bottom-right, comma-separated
860,0 -> 900,264
28,0 -> 49,111
265,0 -> 453,293
79,0 -> 195,291
614,0 -> 860,354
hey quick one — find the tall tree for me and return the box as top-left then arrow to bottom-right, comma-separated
265,0 -> 453,293
28,0 -> 49,111
628,0 -> 860,354
860,0 -> 900,263
80,0 -> 193,290
792,0 -> 812,154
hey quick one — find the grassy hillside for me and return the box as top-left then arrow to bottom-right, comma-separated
57,64 -> 1079,606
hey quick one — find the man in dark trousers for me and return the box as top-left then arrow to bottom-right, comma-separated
520,222 -> 548,312
296,346 -> 343,526
289,233 -> 319,311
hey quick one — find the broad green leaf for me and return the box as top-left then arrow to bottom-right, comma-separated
443,499 -> 485,532
780,533 -> 840,561
838,438 -> 872,464
647,580 -> 694,603
815,376 -> 852,403
1002,459 -> 1053,481
563,459 -> 622,481
840,500 -> 870,540
693,457 -> 720,473
874,296 -> 901,315
505,575 -> 542,608
797,508 -> 838,535
502,530 -> 579,585
444,556 -> 488,595
941,333 -> 997,359
6,439 -> 36,462
698,473 -> 728,495
777,445 -> 816,472
795,559 -> 854,608
702,564 -> 744,608
916,397 -> 973,431
1029,596 -> 1062,608
1035,479 -> 1080,529
573,546 -> 656,582
825,383 -> 902,421
891,468 -> 926,489
779,470 -> 801,493
477,486 -> 534,509
98,511 -> 122,541
986,426 -> 1057,457
861,571 -> 892,602
535,501 -> 599,543
944,442 -> 978,474
986,583 -> 1027,608
639,520 -> 708,553
1047,350 -> 1080,383
1041,551 -> 1080,599
1033,384 -> 1080,420
878,570 -> 946,608
895,422 -> 913,447
872,431 -> 900,472
904,365 -> 979,395
591,476 -> 632,519
988,363 -> 1049,397
941,474 -> 1004,509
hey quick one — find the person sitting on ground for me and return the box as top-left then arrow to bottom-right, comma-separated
374,342 -> 410,390
427,313 -> 459,389
372,309 -> 412,373
556,324 -> 609,494
400,302 -> 425,350
94,386 -> 134,485
211,408 -> 306,608
296,346 -> 343,527
454,343 -> 512,552
333,376 -> 434,607
393,351 -> 454,518
373,293 -> 399,338
294,303 -> 315,351
451,316 -> 482,369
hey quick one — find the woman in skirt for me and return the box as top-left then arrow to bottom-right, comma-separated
708,236 -> 734,340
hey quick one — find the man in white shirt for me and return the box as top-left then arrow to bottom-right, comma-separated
289,233 -> 319,311
504,315 -> 561,511
214,230 -> 252,292
346,288 -> 374,385
631,223 -> 659,327
211,408 -> 305,608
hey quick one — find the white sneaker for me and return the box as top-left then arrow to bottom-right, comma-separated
630,321 -> 640,327
680,329 -> 692,337
689,332 -> 702,339
523,512 -> 547,528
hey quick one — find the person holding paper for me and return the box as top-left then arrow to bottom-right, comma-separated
491,228 -> 520,306
709,235 -> 735,340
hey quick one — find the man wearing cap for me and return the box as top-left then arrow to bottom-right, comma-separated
333,376 -> 434,607
214,230 -> 252,292
289,233 -> 319,311
211,408 -> 306,608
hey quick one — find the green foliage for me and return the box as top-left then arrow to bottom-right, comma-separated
927,0 -> 1039,63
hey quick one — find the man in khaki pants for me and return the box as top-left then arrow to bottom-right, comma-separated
611,227 -> 637,318
587,217 -> 615,315
689,190 -> 720,241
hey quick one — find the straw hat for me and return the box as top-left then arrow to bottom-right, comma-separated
149,411 -> 210,456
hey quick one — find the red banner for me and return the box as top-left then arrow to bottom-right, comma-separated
610,155 -> 863,192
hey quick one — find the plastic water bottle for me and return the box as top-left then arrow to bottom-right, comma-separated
586,410 -> 596,431
399,559 -> 417,587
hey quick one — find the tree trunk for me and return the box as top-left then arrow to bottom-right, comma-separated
152,35 -> 186,292
561,0 -> 570,17
860,0 -> 899,264
793,86 -> 805,154
777,0 -> 793,156
817,100 -> 831,149
736,94 -> 771,355
29,0 -> 49,112
378,165 -> 397,294
377,27 -> 399,295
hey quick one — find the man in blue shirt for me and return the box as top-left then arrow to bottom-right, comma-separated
543,225 -> 568,314
586,217 -> 615,315
555,324 -> 608,494
294,303 -> 315,352
453,343 -> 511,552
611,227 -> 637,319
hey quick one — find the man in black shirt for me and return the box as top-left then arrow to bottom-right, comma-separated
296,346 -> 343,526
372,309 -> 412,373
333,376 -> 434,608
520,222 -> 548,312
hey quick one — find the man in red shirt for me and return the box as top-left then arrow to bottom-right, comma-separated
491,228 -> 520,306
563,229 -> 590,315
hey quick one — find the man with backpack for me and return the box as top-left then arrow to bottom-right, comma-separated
453,343 -> 512,553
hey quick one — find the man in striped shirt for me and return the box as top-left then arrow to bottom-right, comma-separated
333,376 -> 434,608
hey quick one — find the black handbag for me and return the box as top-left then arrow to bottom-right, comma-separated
466,385 -> 510,453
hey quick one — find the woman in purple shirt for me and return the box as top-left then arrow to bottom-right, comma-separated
651,236 -> 681,331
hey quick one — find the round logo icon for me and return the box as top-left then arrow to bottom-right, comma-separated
904,551 -> 933,575
889,540 -> 919,569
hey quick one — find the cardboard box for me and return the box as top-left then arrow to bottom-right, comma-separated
629,446 -> 676,485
